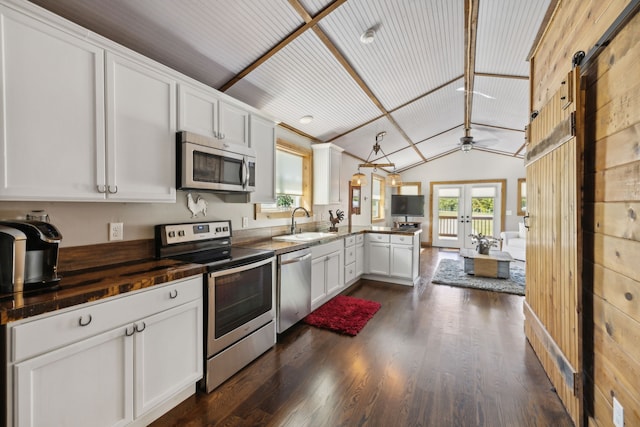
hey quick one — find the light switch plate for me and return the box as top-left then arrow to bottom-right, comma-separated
242,217 -> 249,228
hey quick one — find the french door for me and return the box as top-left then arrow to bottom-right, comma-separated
431,182 -> 502,249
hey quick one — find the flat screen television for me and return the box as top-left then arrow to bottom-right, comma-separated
391,195 -> 425,218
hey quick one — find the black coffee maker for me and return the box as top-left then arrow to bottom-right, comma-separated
0,220 -> 62,292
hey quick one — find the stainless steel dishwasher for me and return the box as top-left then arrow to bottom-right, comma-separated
277,247 -> 312,333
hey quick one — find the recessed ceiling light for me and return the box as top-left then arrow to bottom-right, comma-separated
299,115 -> 313,124
360,28 -> 376,44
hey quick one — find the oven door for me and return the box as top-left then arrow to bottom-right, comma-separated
180,141 -> 255,192
207,256 -> 275,357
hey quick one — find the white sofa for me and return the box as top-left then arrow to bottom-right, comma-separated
500,222 -> 526,261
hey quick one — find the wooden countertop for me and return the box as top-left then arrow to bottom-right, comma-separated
0,259 -> 205,325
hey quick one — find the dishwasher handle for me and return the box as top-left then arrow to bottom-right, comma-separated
280,253 -> 311,265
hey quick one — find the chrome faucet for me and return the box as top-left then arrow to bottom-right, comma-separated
290,206 -> 310,234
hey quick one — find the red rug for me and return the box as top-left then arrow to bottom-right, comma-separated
303,295 -> 381,336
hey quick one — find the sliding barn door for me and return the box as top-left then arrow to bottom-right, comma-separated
524,68 -> 584,425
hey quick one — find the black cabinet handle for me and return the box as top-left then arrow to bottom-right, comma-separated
125,325 -> 135,337
135,322 -> 146,333
169,289 -> 178,299
78,314 -> 92,327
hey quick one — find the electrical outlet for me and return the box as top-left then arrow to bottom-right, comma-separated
613,396 -> 624,427
109,222 -> 124,241
242,217 -> 248,228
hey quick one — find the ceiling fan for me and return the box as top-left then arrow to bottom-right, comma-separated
459,128 -> 499,152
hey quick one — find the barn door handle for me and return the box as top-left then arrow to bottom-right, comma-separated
523,214 -> 530,230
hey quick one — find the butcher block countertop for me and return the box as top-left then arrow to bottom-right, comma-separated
0,258 -> 205,325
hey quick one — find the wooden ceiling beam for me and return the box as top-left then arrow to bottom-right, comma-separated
463,0 -> 479,136
218,0 -> 346,92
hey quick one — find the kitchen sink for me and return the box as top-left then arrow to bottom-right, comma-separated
272,232 -> 337,242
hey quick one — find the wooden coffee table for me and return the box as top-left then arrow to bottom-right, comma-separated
459,249 -> 513,279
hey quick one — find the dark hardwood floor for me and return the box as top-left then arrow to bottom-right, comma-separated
152,248 -> 573,427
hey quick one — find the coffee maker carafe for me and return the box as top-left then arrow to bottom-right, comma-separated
0,220 -> 62,292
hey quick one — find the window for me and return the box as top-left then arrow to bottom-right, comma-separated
255,140 -> 312,219
397,182 -> 421,195
371,174 -> 385,223
517,178 -> 527,216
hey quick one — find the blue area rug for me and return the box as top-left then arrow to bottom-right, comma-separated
431,258 -> 525,296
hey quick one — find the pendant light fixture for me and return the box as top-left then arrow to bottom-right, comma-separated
351,131 -> 402,187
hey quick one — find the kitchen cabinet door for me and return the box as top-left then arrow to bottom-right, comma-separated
312,143 -> 343,205
14,327 -> 133,427
218,100 -> 249,146
311,256 -> 327,309
105,52 -> 177,202
390,244 -> 413,279
249,114 -> 276,204
368,243 -> 390,276
325,250 -> 342,296
134,299 -> 202,419
0,5 -> 106,201
178,83 -> 218,138
355,241 -> 365,277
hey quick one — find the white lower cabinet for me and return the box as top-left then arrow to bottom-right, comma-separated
6,276 -> 203,427
355,235 -> 365,277
311,239 -> 344,310
390,235 -> 414,279
364,233 -> 420,286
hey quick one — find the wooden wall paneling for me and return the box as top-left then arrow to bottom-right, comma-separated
590,202 -> 640,242
530,0 -> 631,111
592,232 -> 640,282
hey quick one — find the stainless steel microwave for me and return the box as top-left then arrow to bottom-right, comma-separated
177,131 -> 256,193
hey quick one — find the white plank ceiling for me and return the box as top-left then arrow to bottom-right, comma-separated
29,0 -> 552,171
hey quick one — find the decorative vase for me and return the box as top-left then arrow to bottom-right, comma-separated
477,240 -> 491,255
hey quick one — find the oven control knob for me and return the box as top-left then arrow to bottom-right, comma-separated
168,231 -> 176,238
223,227 -> 229,232
178,230 -> 185,237
215,227 -> 222,232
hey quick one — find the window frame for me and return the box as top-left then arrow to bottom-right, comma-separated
397,181 -> 422,195
255,139 -> 313,220
371,173 -> 386,223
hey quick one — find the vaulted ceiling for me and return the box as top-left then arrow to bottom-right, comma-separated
29,0 -> 552,171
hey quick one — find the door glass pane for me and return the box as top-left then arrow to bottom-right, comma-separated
471,191 -> 495,236
437,196 -> 459,240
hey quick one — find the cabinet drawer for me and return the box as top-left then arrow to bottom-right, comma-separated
344,235 -> 356,247
391,235 -> 413,245
345,245 -> 356,264
356,234 -> 364,244
367,233 -> 390,243
344,262 -> 356,284
311,239 -> 344,259
10,276 -> 202,362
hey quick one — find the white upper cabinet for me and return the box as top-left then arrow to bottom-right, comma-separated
105,53 -> 176,202
0,4 -> 177,202
249,114 -> 276,204
178,83 -> 249,146
312,143 -> 343,205
218,101 -> 249,146
0,4 -> 106,201
177,83 -> 218,138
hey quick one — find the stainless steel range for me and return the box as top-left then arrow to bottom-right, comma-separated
155,220 -> 276,392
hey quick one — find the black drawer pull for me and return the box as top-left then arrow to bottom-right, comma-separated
169,289 -> 178,299
78,314 -> 92,327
